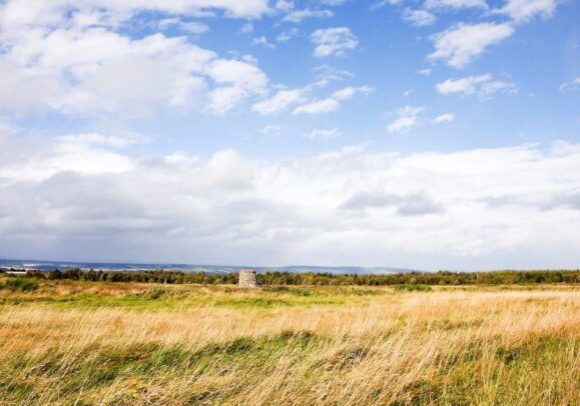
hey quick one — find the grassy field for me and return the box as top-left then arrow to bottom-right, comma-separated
0,278 -> 578,405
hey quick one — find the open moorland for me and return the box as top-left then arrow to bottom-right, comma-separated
0,276 -> 579,405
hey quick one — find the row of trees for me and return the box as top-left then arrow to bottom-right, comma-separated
13,268 -> 580,285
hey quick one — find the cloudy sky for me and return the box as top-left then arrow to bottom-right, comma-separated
0,0 -> 579,270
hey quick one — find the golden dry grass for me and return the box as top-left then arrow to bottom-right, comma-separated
0,281 -> 578,405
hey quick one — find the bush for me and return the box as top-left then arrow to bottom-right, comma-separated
394,284 -> 432,292
0,277 -> 39,292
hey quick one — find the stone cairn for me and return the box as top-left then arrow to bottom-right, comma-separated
238,269 -> 258,287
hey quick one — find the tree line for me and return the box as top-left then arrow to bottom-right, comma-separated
4,268 -> 580,286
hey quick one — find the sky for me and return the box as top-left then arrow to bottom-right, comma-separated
0,0 -> 579,270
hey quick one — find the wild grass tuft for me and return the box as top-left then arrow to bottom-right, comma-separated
0,276 -> 39,292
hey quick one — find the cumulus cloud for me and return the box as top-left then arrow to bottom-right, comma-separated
436,74 -> 517,97
252,88 -> 307,115
251,76 -> 370,117
0,1 -> 270,116
433,113 -> 455,123
0,0 -> 271,26
429,23 -> 515,68
206,59 -> 269,114
497,0 -> 558,23
387,106 -> 424,134
402,9 -> 436,27
311,27 -> 358,57
0,61 -> 59,114
252,36 -> 275,48
292,86 -> 371,115
158,19 -> 209,34
3,130 -> 580,269
276,28 -> 299,42
282,9 -> 333,23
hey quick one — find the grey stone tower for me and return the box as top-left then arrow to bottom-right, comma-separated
238,269 -> 257,287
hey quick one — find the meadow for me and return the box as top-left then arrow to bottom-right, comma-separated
0,277 -> 578,405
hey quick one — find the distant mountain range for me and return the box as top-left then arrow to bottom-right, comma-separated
0,259 -> 417,275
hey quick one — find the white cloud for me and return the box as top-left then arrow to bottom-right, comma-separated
424,0 -> 488,10
282,9 -> 333,23
306,128 -> 342,139
313,65 -> 354,86
433,113 -> 455,123
56,132 -> 149,149
292,86 -> 371,115
311,27 -> 358,58
371,0 -> 404,8
275,0 -> 294,12
252,88 -> 307,115
159,19 -> 209,34
332,86 -> 372,100
276,28 -> 299,42
417,68 -> 432,76
293,98 -> 340,115
252,84 -> 370,117
429,23 -> 515,68
436,74 -> 517,97
387,106 -> 424,134
0,2 -> 271,116
559,77 -> 580,92
207,57 -> 268,90
206,59 -> 269,114
252,36 -> 275,48
4,131 -> 580,269
497,0 -> 558,23
240,22 -> 254,33
0,0 -> 271,27
402,9 -> 436,27
0,61 -> 59,114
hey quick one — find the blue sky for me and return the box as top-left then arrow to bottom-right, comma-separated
0,0 -> 579,269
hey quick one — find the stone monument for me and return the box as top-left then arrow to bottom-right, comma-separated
238,269 -> 257,287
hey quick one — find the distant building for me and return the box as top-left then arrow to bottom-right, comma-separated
238,269 -> 257,287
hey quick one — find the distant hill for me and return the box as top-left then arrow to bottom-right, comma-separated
0,259 -> 417,275
191,265 -> 417,275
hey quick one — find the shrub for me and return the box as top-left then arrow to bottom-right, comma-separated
0,277 -> 39,292
394,284 -> 432,292
142,288 -> 169,300
26,270 -> 46,279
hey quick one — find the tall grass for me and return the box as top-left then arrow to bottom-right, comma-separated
0,277 -> 38,292
0,281 -> 578,405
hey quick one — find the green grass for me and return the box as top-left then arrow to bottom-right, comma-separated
0,277 -> 39,292
394,284 -> 433,292
0,283 -> 387,311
